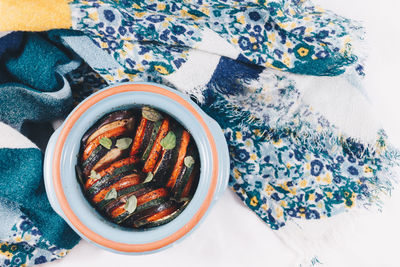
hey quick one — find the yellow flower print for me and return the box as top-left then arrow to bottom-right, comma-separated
364,165 -> 373,173
267,32 -> 276,42
305,162 -> 311,170
282,54 -> 291,67
276,10 -> 284,17
323,173 -> 332,184
15,236 -> 22,242
117,69 -> 125,79
135,12 -> 145,18
261,204 -> 269,211
250,154 -> 257,161
280,200 -> 287,208
104,74 -> 114,82
286,163 -> 292,169
250,196 -> 258,207
237,15 -> 245,24
289,187 -> 296,195
249,36 -> 256,43
88,12 -> 99,21
157,3 -> 166,10
162,21 -> 169,27
154,65 -> 169,75
58,251 -> 66,257
265,184 -> 274,195
272,139 -> 283,147
308,193 -> 315,201
231,38 -> 238,44
201,7 -> 210,16
100,42 -> 108,49
233,168 -> 241,179
297,47 -> 309,57
132,3 -> 141,9
236,131 -> 242,140
277,22 -> 288,29
285,41 -> 293,48
11,245 -> 17,251
253,129 -> 261,136
124,42 -> 134,51
299,179 -> 307,188
144,54 -> 152,60
298,207 -> 306,218
276,207 -> 283,218
4,251 -> 13,259
24,234 -> 31,241
326,191 -> 333,198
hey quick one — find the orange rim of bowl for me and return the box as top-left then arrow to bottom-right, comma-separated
52,83 -> 218,252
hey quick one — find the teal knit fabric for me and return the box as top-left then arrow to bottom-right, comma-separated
0,33 -> 80,265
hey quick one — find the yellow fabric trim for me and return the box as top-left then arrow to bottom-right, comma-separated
0,0 -> 72,31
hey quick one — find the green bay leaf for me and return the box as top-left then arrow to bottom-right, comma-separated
184,156 -> 195,168
124,195 -> 137,214
105,188 -> 117,200
89,170 -> 101,180
99,137 -> 112,149
144,172 -> 154,183
116,137 -> 132,150
142,106 -> 163,122
160,131 -> 176,150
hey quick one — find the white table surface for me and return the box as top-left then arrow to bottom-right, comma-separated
46,1 -> 400,266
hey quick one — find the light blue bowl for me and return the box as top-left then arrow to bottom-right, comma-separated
44,82 -> 230,254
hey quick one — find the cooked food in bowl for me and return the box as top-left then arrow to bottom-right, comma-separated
75,106 -> 200,229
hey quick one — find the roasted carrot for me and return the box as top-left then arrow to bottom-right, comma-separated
92,173 -> 142,203
84,156 -> 138,190
82,126 -> 128,161
110,188 -> 168,218
130,117 -> 148,156
146,206 -> 178,222
110,205 -> 128,218
166,130 -> 190,189
136,188 -> 168,206
86,118 -> 133,145
142,118 -> 170,173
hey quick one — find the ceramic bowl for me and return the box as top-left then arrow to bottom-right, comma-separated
43,82 -> 230,254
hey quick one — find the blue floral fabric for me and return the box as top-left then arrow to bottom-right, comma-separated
201,71 -> 398,229
60,0 -> 399,231
69,0 -> 365,81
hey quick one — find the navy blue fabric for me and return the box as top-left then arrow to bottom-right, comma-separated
0,32 -> 23,83
0,32 -> 23,58
207,54 -> 264,96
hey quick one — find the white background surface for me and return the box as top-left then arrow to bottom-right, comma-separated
46,1 -> 400,266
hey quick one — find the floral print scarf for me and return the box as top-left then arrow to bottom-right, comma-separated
63,0 -> 398,231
